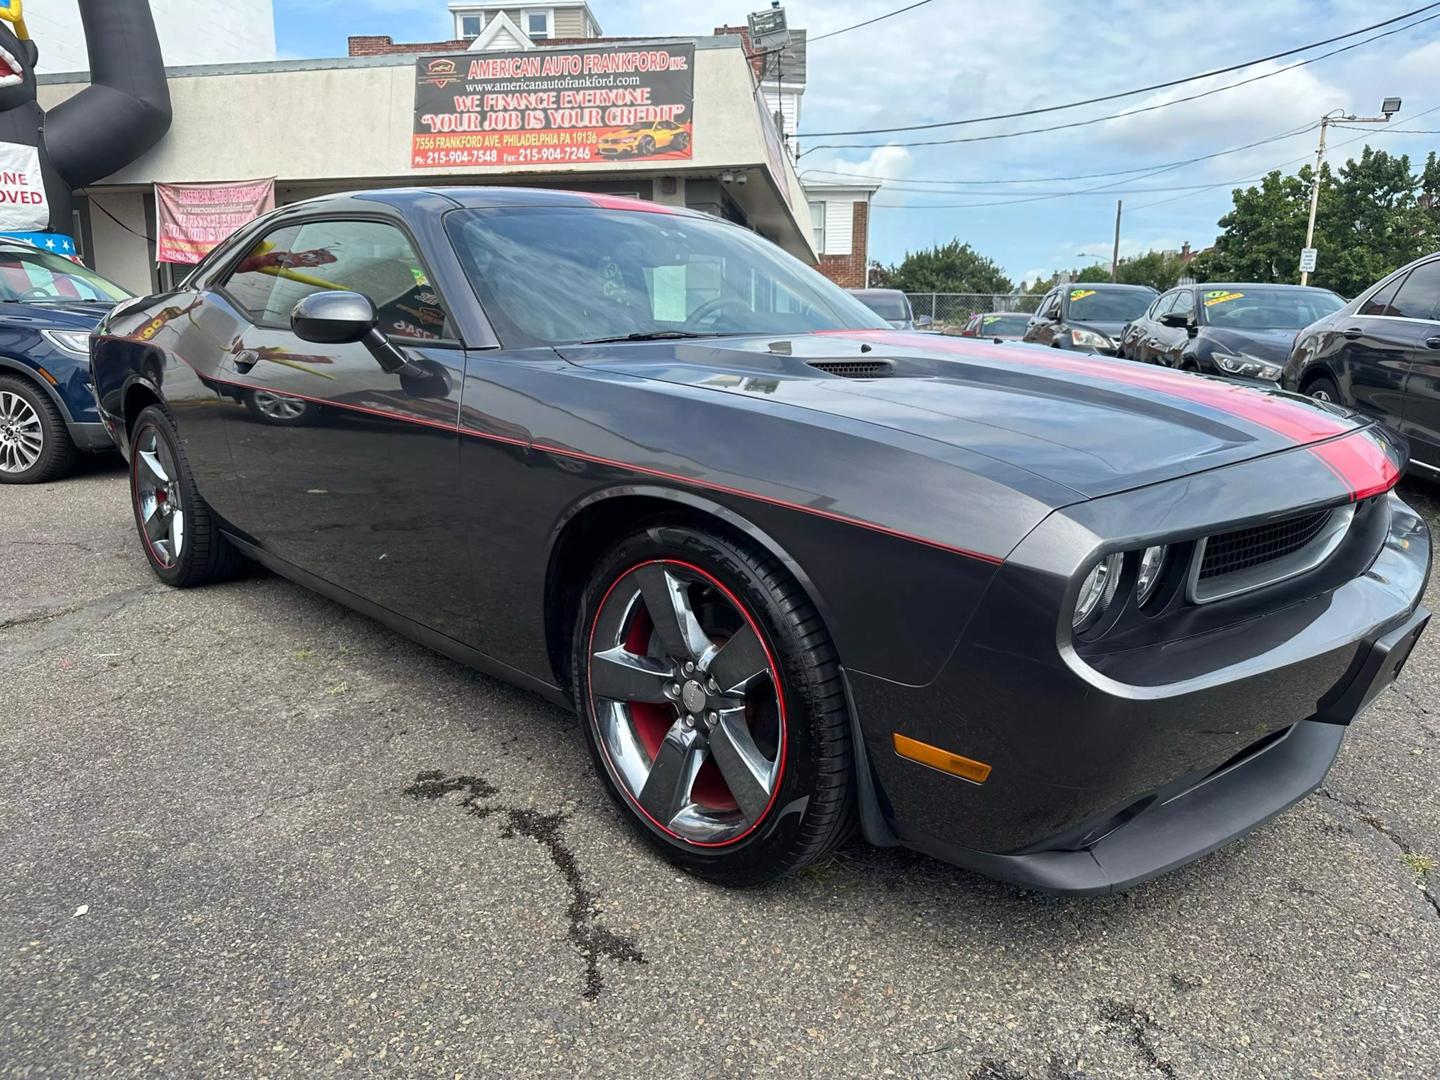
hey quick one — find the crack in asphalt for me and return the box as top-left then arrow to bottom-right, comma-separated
1099,1000 -> 1178,1079
403,770 -> 645,999
1316,787 -> 1440,921
0,586 -> 162,662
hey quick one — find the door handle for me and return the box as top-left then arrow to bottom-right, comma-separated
233,349 -> 260,373
1341,327 -> 1364,340
1426,336 -> 1440,350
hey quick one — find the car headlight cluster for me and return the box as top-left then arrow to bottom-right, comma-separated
41,329 -> 93,356
1070,328 -> 1114,351
1072,545 -> 1170,629
1212,353 -> 1281,381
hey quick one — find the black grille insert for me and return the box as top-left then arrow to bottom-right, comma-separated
806,360 -> 894,379
1199,510 -> 1332,581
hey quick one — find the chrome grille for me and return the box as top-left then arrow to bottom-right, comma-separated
1198,510 -> 1332,580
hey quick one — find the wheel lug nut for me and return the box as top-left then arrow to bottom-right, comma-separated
684,661 -> 695,675
665,683 -> 679,697
683,715 -> 695,729
705,712 -> 718,729
707,678 -> 718,693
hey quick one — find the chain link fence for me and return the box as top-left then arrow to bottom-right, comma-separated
904,293 -> 1037,334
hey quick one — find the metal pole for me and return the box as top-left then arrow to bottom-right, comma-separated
1110,200 -> 1122,282
1301,119 -> 1329,287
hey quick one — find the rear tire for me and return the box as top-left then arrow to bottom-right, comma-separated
1305,374 -> 1342,404
0,374 -> 77,484
129,404 -> 244,587
573,521 -> 856,885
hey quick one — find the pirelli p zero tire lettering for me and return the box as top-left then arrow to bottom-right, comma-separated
129,404 -> 244,588
573,522 -> 856,885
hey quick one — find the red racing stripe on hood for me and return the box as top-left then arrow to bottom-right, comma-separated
1308,430 -> 1402,501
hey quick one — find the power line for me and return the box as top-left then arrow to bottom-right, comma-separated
802,10 -> 1440,153
800,122 -> 1319,189
1124,103 -> 1440,212
748,0 -> 937,61
800,2 -> 1439,138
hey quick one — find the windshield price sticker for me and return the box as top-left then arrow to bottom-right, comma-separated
1204,290 -> 1244,306
1070,289 -> 1097,301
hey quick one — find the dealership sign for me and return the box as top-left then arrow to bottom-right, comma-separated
412,43 -> 695,169
155,178 -> 276,264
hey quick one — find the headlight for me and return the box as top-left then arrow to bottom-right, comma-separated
1073,553 -> 1123,628
40,329 -> 92,356
1071,328 -> 1114,350
1135,545 -> 1168,607
1212,353 -> 1281,380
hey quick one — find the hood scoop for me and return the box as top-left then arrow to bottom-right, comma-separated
806,359 -> 895,379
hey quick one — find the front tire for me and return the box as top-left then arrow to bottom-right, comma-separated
573,522 -> 855,885
0,375 -> 77,484
1305,374 -> 1342,404
129,404 -> 244,587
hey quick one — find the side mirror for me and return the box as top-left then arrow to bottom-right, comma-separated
1160,312 -> 1192,330
291,291 -> 424,379
1049,308 -> 1063,321
915,314 -> 934,328
292,290 -> 377,344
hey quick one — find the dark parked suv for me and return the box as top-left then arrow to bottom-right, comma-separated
1122,283 -> 1344,381
0,239 -> 131,483
1023,282 -> 1156,355
1282,253 -> 1440,476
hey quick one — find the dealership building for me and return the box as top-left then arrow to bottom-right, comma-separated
37,16 -> 816,297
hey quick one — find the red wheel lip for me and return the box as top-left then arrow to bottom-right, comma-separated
130,422 -> 175,570
586,557 -> 789,849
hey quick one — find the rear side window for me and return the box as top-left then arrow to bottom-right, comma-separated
1153,291 -> 1179,317
1388,260 -> 1440,321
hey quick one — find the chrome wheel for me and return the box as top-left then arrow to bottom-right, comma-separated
0,389 -> 43,473
1310,388 -> 1333,402
251,391 -> 307,421
132,425 -> 185,567
586,559 -> 785,846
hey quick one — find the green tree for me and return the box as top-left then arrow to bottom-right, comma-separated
1198,147 -> 1433,296
1073,263 -> 1114,283
884,240 -> 1014,294
1113,250 -> 1190,291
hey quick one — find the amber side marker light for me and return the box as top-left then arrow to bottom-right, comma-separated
892,732 -> 992,785
36,367 -> 59,386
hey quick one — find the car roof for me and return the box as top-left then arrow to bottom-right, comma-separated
848,288 -> 907,298
1188,282 -> 1339,293
282,186 -> 710,219
1063,282 -> 1155,292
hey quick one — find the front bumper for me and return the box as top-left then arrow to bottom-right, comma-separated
852,446 -> 1430,893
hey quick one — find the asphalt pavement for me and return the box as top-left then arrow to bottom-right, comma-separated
2,456 -> 1439,1079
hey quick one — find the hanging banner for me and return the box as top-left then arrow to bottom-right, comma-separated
412,43 -> 694,169
155,178 -> 275,264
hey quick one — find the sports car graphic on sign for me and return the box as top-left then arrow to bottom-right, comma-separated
89,189 -> 1431,893
596,120 -> 692,158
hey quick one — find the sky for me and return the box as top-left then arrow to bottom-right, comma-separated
275,0 -> 1440,287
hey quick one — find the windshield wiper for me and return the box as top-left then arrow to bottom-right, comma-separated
578,330 -> 721,345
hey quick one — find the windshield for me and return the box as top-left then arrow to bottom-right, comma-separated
980,313 -> 1029,335
854,292 -> 911,321
444,206 -> 889,346
1201,288 -> 1344,330
0,248 -> 130,303
1065,287 -> 1152,322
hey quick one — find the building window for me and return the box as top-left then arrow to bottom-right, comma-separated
458,13 -> 483,38
524,9 -> 552,42
808,200 -> 825,254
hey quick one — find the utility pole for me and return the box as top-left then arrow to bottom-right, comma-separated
1302,98 -> 1400,286
1110,200 -> 1122,282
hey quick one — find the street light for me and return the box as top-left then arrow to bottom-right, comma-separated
1301,98 -> 1399,286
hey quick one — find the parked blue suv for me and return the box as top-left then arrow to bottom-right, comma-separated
0,239 -> 131,483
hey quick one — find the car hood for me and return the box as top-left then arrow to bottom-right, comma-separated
0,299 -> 117,330
559,331 -> 1366,499
1069,318 -> 1128,341
1199,326 -> 1298,362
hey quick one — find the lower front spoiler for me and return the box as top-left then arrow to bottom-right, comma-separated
906,719 -> 1344,896
901,602 -> 1429,896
